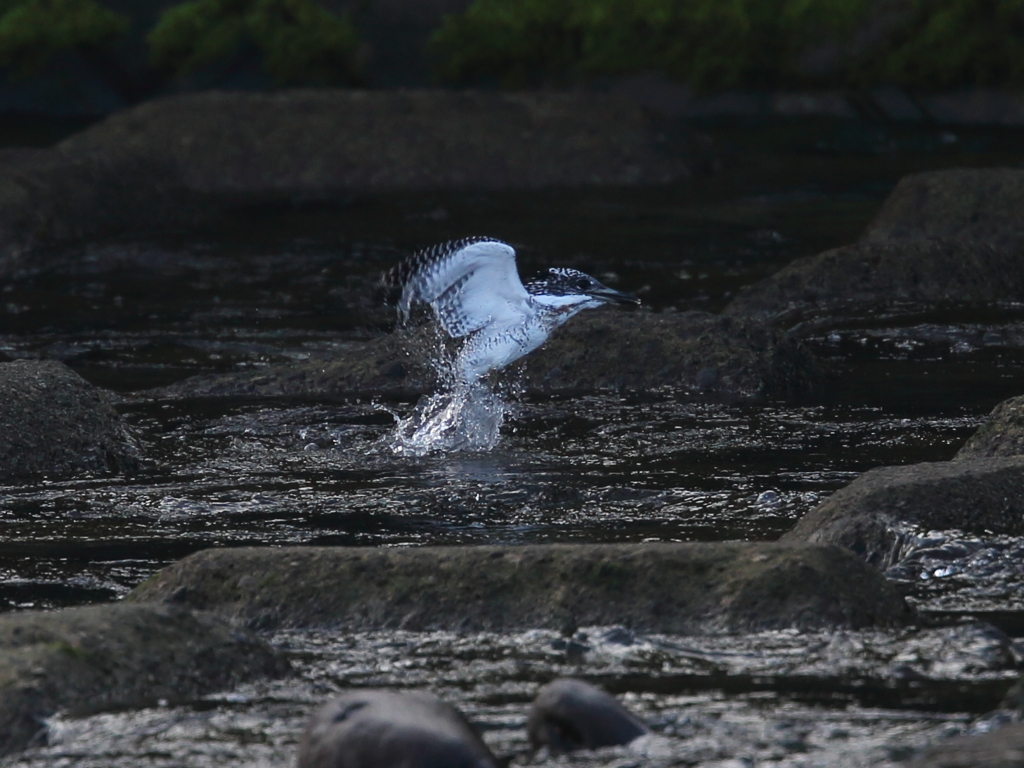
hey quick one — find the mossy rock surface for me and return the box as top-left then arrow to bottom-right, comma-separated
0,360 -> 141,478
862,167 -> 1024,245
0,602 -> 289,757
126,541 -> 913,633
723,237 -> 1024,321
151,310 -> 822,400
957,395 -> 1024,459
783,456 -> 1024,567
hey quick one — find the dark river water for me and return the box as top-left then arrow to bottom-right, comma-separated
1,117 -> 1024,766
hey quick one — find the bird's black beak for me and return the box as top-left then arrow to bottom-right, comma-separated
588,285 -> 641,305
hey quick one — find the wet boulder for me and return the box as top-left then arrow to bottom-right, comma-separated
0,602 -> 289,757
528,678 -> 648,753
905,722 -> 1024,768
862,167 -> 1024,245
298,690 -> 498,768
783,456 -> 1024,567
0,360 -> 141,478
956,395 -> 1024,459
126,541 -> 912,633
152,311 -> 822,400
722,237 -> 1024,320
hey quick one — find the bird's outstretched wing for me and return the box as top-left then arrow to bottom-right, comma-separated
384,237 -> 531,338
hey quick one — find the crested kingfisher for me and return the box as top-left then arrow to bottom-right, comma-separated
384,237 -> 640,385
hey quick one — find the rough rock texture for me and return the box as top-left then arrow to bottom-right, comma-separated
783,456 -> 1024,567
152,311 -> 822,400
862,167 -> 1024,245
126,542 -> 913,633
956,395 -> 1024,459
61,90 -> 689,195
0,602 -> 289,757
528,679 -> 648,753
0,360 -> 140,478
722,237 -> 1024,320
298,690 -> 497,768
0,90 -> 694,273
905,723 -> 1024,768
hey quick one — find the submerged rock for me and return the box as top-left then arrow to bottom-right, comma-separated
126,542 -> 912,633
783,456 -> 1024,567
862,167 -> 1024,245
528,678 -> 648,753
905,722 -> 1024,768
0,602 -> 288,757
298,690 -> 497,768
0,360 -> 140,478
722,237 -> 1024,320
151,311 -> 822,399
956,395 -> 1024,459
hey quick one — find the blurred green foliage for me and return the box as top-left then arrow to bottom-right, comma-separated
148,0 -> 361,86
430,0 -> 1024,90
0,0 -> 128,75
859,0 -> 1024,87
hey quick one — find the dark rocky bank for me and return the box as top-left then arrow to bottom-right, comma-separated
0,89 -> 694,274
125,542 -> 912,633
152,310 -> 822,400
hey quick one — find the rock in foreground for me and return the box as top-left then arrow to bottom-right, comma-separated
298,690 -> 497,768
152,311 -> 822,400
905,723 -> 1024,768
127,542 -> 912,633
783,456 -> 1024,567
723,237 -> 1024,320
0,360 -> 140,478
0,603 -> 288,757
528,678 -> 648,753
862,167 -> 1024,245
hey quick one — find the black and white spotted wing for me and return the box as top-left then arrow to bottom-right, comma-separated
384,237 -> 532,338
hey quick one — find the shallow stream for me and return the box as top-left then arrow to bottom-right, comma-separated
2,117 -> 1024,765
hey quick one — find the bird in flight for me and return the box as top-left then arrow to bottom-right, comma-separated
384,237 -> 639,385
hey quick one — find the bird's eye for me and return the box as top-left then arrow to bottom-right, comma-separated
574,277 -> 590,290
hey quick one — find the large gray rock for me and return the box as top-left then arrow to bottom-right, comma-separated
723,237 -> 1024,320
862,167 -> 1024,245
0,90 -> 696,272
0,602 -> 289,757
905,722 -> 1024,768
126,542 -> 912,633
151,311 -> 822,399
0,360 -> 140,478
528,678 -> 648,753
956,395 -> 1024,459
298,690 -> 497,768
783,456 -> 1024,567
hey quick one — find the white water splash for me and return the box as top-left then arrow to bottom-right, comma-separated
388,383 -> 507,456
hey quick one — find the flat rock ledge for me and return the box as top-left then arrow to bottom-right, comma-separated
0,89 -> 693,273
152,311 -> 822,400
723,237 -> 1024,321
0,602 -> 289,757
0,360 -> 140,478
783,456 -> 1024,567
906,722 -> 1024,768
126,542 -> 913,633
957,395 -> 1024,459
